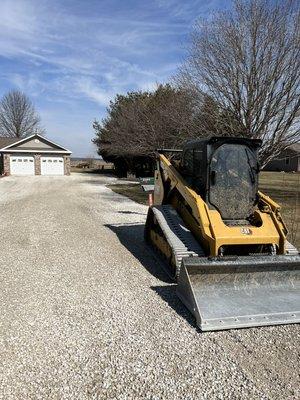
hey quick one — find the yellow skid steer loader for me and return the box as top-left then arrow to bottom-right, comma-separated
144,137 -> 300,331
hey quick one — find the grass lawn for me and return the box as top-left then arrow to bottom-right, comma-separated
107,183 -> 149,205
259,172 -> 299,248
108,171 -> 299,248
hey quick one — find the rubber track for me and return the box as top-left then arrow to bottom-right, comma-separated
152,205 -> 205,270
151,206 -> 298,269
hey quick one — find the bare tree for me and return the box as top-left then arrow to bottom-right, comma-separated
0,90 -> 44,138
179,0 -> 300,166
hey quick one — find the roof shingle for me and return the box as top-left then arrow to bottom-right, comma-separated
289,143 -> 300,153
0,137 -> 20,149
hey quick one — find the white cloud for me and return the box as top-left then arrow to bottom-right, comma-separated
0,0 -> 182,88
154,0 -> 223,19
0,0 -> 205,155
74,77 -> 114,106
138,81 -> 159,92
0,0 -> 48,57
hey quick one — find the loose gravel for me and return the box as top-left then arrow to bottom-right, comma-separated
0,174 -> 299,400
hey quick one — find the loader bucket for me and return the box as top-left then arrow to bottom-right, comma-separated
177,255 -> 300,331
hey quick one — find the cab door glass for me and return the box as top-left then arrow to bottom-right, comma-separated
183,150 -> 193,175
209,144 -> 257,219
193,150 -> 204,195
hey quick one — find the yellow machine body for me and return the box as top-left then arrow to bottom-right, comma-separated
145,137 -> 299,331
154,154 -> 287,256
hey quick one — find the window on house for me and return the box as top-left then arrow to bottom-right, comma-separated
285,157 -> 290,165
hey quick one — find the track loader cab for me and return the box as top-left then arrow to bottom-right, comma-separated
181,137 -> 261,223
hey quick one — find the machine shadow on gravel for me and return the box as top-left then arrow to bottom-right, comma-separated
117,211 -> 146,216
150,285 -> 199,330
105,223 -> 172,283
84,179 -> 114,186
105,223 -> 200,329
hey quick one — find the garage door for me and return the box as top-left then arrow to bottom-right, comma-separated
41,157 -> 64,175
10,156 -> 35,175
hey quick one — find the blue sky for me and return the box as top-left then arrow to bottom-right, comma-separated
0,0 -> 228,156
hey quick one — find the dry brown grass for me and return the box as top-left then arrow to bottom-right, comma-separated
107,183 -> 149,205
259,172 -> 299,248
71,166 -> 114,174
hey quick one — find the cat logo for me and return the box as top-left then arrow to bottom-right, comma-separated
241,227 -> 252,235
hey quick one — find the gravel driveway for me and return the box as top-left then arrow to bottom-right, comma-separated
0,173 -> 299,399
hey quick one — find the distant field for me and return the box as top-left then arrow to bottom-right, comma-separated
109,171 -> 299,248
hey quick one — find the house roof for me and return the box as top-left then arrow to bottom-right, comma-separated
0,137 -> 20,148
289,143 -> 300,153
0,133 -> 71,154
